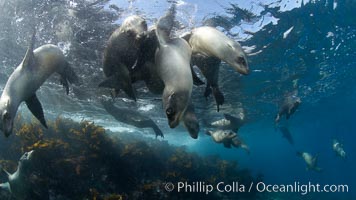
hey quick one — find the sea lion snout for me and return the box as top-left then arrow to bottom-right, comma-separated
166,107 -> 179,128
234,56 -> 249,75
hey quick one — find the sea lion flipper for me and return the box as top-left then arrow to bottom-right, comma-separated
21,30 -> 36,70
180,31 -> 191,42
204,84 -> 212,100
99,75 -> 136,101
58,62 -> 79,95
98,75 -> 118,89
156,4 -> 176,45
212,87 -> 224,112
25,94 -> 48,129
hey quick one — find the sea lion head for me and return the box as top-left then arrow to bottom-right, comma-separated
0,97 -> 14,137
225,41 -> 249,75
19,150 -> 35,173
20,150 -> 34,162
163,89 -> 190,129
122,15 -> 148,42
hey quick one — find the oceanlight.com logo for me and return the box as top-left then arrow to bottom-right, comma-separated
163,181 -> 349,195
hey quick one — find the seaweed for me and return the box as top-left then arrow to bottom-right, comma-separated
0,117 -> 260,200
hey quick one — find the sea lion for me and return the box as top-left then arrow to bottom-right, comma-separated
278,126 -> 294,145
182,26 -> 249,111
332,139 -> 346,159
183,26 -> 249,75
102,101 -> 164,138
210,113 -> 245,132
0,32 -> 78,137
155,5 -> 193,128
297,151 -> 322,172
99,15 -> 148,100
275,94 -> 301,123
206,130 -> 250,154
132,27 -> 204,95
0,150 -> 34,200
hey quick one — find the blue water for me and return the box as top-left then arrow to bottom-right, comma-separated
0,0 -> 355,199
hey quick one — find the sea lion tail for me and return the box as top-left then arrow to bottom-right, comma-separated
59,61 -> 79,95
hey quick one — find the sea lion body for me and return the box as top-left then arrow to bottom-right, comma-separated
206,130 -> 249,154
100,15 -> 148,100
0,150 -> 34,199
182,26 -> 249,110
102,101 -> 163,138
155,6 -> 193,129
297,152 -> 322,172
0,35 -> 77,137
332,140 -> 346,159
210,113 -> 245,132
275,95 -> 301,123
186,26 -> 249,75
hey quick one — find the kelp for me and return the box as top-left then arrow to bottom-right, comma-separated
0,117 -> 259,200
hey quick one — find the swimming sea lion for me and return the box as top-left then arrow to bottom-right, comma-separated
297,151 -> 322,172
210,113 -> 245,132
182,26 -> 249,111
183,26 -> 249,75
102,101 -> 163,138
206,130 -> 249,154
275,94 -> 301,123
99,15 -> 148,100
0,32 -> 78,137
132,27 -> 204,95
332,139 -> 346,159
155,5 -> 193,128
0,150 -> 34,199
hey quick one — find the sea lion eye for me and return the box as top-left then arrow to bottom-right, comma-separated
166,107 -> 175,119
237,57 -> 246,65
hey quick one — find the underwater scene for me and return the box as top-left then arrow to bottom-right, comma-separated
0,0 -> 355,199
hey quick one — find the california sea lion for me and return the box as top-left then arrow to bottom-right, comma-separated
210,113 -> 245,132
275,94 -> 301,123
182,26 -> 249,110
0,33 -> 78,137
133,27 -> 204,95
297,151 -> 322,172
332,139 -> 346,159
101,100 -> 163,138
0,150 -> 34,199
155,5 -> 193,128
206,130 -> 249,154
183,26 -> 249,75
99,15 -> 148,100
